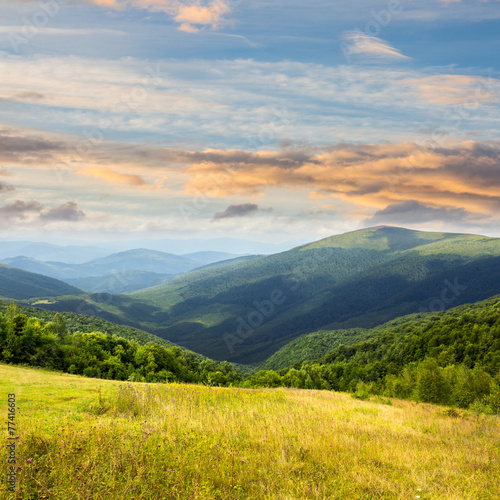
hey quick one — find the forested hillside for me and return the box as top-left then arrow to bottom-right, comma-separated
27,227 -> 500,365
245,295 -> 500,412
0,265 -> 85,300
130,227 -> 500,363
0,302 -> 240,386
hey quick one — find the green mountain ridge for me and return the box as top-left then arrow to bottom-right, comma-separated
22,226 -> 500,365
0,264 -> 85,300
126,227 -> 500,363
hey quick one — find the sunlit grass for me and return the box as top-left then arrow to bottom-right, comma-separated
1,363 -> 499,499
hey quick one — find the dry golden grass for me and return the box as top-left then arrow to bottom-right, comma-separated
1,363 -> 499,499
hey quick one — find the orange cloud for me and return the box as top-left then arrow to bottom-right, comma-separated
182,142 -> 500,216
404,74 -> 500,105
84,0 -> 231,31
79,166 -> 147,186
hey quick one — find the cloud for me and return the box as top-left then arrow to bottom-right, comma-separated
182,141 -> 500,217
0,200 -> 85,225
0,26 -> 124,36
0,200 -> 43,219
405,74 -> 500,105
83,0 -> 232,32
13,91 -> 45,101
213,203 -> 261,220
40,201 -> 86,222
362,200 -> 481,226
0,182 -> 15,194
78,166 -> 147,186
0,129 -> 64,163
341,31 -> 410,61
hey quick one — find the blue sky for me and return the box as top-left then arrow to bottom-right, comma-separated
0,0 -> 499,245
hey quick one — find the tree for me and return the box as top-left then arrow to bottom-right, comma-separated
415,358 -> 450,404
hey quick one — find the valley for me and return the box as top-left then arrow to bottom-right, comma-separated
5,226 -> 499,365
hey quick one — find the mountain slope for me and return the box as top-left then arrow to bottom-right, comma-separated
0,264 -> 85,300
260,294 -> 500,370
24,227 -> 500,365
65,271 -> 172,294
129,226 -> 500,364
0,241 -> 109,263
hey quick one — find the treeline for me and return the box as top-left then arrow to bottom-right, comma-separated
0,302 -> 241,386
0,302 -> 175,349
243,297 -> 500,413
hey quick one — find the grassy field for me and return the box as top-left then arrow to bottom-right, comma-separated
1,364 -> 499,499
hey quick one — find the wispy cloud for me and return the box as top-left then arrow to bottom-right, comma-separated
341,30 -> 410,61
78,166 -> 147,186
0,182 -> 15,193
404,74 -> 500,105
0,26 -> 124,36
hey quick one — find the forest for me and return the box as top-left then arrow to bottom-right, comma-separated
1,297 -> 500,414
0,301 -> 241,386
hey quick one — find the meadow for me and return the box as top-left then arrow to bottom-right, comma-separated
1,363 -> 499,499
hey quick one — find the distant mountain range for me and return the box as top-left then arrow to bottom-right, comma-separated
0,241 -> 110,264
0,237 -> 305,262
0,249 -> 245,293
21,226 -> 500,365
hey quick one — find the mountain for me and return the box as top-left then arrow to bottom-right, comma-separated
128,226 -> 500,364
1,256 -> 81,280
258,328 -> 372,371
1,249 -> 245,284
65,271 -> 173,294
0,241 -> 109,263
23,227 -> 500,365
181,251 -> 243,265
259,293 -> 500,371
0,264 -> 85,300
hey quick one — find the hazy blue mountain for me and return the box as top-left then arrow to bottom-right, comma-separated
1,257 -> 81,280
0,241 -> 109,263
182,251 -> 242,265
1,249 -> 248,284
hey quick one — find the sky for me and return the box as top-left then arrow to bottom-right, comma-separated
0,0 -> 499,247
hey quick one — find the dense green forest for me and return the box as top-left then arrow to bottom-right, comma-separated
0,302 -> 241,386
0,301 -> 175,349
244,295 -> 500,413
